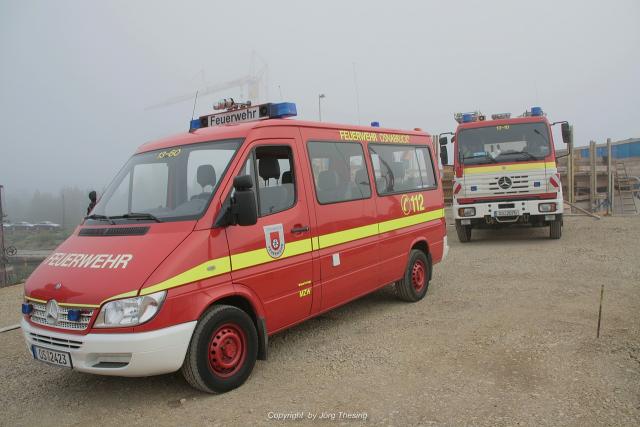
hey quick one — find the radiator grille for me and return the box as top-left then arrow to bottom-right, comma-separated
29,332 -> 83,349
30,302 -> 94,331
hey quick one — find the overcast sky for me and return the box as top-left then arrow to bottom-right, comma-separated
1,0 -> 639,195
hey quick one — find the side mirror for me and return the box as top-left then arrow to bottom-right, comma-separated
561,123 -> 572,144
439,136 -> 448,146
87,190 -> 97,215
233,175 -> 258,226
440,146 -> 449,166
215,175 -> 258,227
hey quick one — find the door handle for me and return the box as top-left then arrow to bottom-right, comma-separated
291,225 -> 310,233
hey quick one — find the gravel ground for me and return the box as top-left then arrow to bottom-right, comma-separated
0,215 -> 638,426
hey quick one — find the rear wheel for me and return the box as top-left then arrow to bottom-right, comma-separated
549,220 -> 562,239
182,305 -> 258,393
396,249 -> 430,302
455,220 -> 472,243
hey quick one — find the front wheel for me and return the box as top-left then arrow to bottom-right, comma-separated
455,220 -> 472,243
396,249 -> 430,302
182,305 -> 258,393
549,220 -> 562,239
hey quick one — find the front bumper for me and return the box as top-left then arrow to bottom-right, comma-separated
21,318 -> 196,377
453,197 -> 563,222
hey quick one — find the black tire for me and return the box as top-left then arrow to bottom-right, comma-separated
395,249 -> 430,302
455,220 -> 472,243
549,220 -> 562,239
182,305 -> 258,393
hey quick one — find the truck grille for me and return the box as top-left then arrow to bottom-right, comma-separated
30,302 -> 94,331
29,332 -> 83,349
464,170 -> 548,197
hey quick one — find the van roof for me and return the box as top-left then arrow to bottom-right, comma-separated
137,119 -> 430,154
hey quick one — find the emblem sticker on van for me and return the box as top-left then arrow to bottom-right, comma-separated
264,224 -> 285,259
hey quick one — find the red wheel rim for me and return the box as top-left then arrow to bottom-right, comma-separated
411,260 -> 426,292
208,323 -> 247,378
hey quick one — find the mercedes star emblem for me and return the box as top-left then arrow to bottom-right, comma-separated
497,176 -> 513,190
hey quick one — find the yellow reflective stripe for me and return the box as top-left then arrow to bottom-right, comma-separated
139,256 -> 232,296
25,295 -> 100,308
230,238 -> 312,271
464,161 -> 554,175
379,208 -> 445,233
100,290 -> 138,305
317,223 -> 379,249
61,207 -> 445,304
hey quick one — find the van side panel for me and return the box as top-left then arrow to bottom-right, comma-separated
298,127 -> 382,311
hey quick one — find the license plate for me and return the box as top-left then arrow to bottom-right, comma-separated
32,345 -> 72,368
495,209 -> 519,217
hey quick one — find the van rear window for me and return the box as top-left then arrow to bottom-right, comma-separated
368,145 -> 437,195
307,141 -> 372,204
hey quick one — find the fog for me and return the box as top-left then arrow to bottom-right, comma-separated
1,0 -> 639,198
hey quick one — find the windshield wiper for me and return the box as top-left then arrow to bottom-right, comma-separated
112,212 -> 163,222
463,153 -> 497,163
84,214 -> 115,225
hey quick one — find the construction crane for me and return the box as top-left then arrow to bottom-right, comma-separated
146,52 -> 269,110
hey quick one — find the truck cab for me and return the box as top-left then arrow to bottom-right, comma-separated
441,107 -> 571,242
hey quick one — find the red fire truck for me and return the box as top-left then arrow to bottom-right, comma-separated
439,107 -> 572,242
21,100 -> 447,393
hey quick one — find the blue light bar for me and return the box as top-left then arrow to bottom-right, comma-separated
21,303 -> 33,315
371,121 -> 380,127
268,102 -> 297,118
462,113 -> 474,123
67,309 -> 81,321
189,118 -> 202,131
531,106 -> 543,116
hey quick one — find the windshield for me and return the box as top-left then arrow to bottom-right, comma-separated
89,139 -> 242,223
458,122 -> 551,165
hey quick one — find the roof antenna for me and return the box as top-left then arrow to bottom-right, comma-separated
189,90 -> 199,133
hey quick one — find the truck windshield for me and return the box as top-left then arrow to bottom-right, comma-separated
88,139 -> 242,223
458,123 -> 551,166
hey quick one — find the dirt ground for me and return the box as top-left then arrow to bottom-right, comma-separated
0,215 -> 639,426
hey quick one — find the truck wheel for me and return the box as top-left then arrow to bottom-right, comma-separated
182,305 -> 258,393
549,220 -> 562,239
455,220 -> 472,243
395,249 -> 430,302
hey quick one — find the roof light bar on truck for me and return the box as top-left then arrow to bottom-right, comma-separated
190,101 -> 298,132
454,111 -> 485,124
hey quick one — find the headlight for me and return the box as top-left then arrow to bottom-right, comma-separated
538,202 -> 557,213
458,207 -> 476,217
94,290 -> 166,328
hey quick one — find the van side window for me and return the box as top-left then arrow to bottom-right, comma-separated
369,145 -> 437,195
307,141 -> 371,204
235,145 -> 295,217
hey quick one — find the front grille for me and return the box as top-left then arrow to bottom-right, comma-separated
29,332 -> 83,349
489,175 -> 530,194
79,226 -> 149,236
30,302 -> 94,331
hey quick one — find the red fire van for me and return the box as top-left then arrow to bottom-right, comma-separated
21,101 -> 447,393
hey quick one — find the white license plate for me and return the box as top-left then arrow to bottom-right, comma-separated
32,345 -> 72,368
495,209 -> 520,217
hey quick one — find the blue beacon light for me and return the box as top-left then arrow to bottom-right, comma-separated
531,106 -> 543,116
462,113 -> 474,123
370,121 -> 380,127
21,303 -> 33,315
67,309 -> 81,322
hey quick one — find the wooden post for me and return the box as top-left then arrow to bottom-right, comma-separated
589,140 -> 597,212
567,126 -> 575,208
607,138 -> 613,215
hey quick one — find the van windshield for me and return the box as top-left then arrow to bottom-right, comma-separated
458,122 -> 551,166
88,139 -> 242,224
